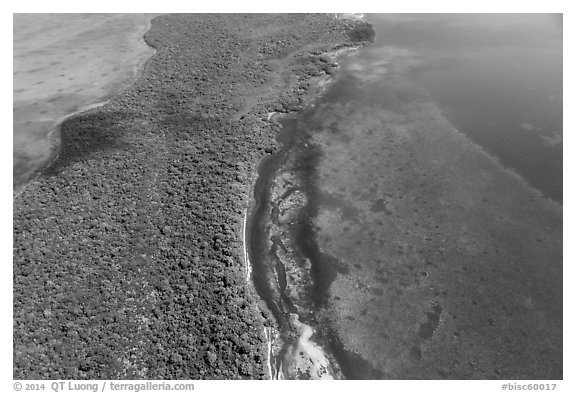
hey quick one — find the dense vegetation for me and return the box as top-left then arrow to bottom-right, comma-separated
348,22 -> 376,42
13,14 -> 365,379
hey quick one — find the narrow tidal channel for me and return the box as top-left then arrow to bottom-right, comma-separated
244,15 -> 562,377
245,14 -> 561,380
246,114 -> 311,379
246,110 -> 337,379
246,110 -> 384,379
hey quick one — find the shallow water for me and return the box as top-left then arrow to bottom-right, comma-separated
13,13 -> 158,187
367,13 -> 563,203
250,14 -> 562,379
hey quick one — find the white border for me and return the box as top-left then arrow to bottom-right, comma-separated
3,2 -> 573,391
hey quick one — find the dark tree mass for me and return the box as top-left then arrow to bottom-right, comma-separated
13,14 -> 367,379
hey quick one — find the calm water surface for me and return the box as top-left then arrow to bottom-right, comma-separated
251,14 -> 563,379
13,14 -> 157,188
367,14 -> 563,202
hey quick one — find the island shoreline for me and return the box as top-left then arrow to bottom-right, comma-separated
13,14 -> 372,379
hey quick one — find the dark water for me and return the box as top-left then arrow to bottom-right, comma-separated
367,14 -> 563,203
247,112 -> 371,379
248,14 -> 562,379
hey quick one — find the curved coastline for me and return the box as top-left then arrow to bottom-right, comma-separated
14,100 -> 109,199
265,20 -> 562,379
13,14 -> 370,379
245,13 -> 561,380
13,14 -> 159,194
243,39 -> 371,380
